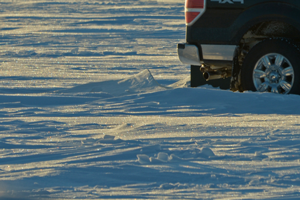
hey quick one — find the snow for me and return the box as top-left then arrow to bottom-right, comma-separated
1,0 -> 300,199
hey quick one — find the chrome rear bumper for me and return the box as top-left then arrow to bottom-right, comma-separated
177,44 -> 201,66
177,43 -> 237,68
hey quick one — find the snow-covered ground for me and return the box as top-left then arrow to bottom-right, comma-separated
1,0 -> 300,199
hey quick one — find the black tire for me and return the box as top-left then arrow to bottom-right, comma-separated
191,65 -> 230,89
241,39 -> 300,94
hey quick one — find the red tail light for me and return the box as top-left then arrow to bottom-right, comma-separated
186,12 -> 200,24
185,0 -> 206,25
186,0 -> 204,8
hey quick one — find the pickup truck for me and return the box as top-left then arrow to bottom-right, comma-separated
178,0 -> 300,94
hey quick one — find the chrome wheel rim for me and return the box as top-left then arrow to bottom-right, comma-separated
252,53 -> 294,94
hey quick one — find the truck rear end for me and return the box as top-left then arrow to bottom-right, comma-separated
178,0 -> 241,88
178,0 -> 300,94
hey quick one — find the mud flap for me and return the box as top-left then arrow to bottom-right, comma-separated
190,65 -> 230,89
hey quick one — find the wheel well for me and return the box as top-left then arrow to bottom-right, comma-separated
239,21 -> 300,53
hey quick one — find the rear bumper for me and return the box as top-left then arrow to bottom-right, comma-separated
177,43 -> 237,68
177,44 -> 202,66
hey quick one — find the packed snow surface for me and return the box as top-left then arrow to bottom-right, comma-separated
1,0 -> 300,199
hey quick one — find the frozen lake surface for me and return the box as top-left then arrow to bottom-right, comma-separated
1,0 -> 300,199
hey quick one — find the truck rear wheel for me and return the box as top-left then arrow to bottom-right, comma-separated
241,39 -> 300,94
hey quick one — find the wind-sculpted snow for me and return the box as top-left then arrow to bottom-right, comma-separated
2,121 -> 300,199
1,0 -> 300,199
59,69 -> 166,95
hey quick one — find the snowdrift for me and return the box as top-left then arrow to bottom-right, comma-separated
60,69 -> 166,95
61,69 -> 300,116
